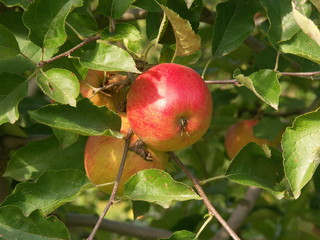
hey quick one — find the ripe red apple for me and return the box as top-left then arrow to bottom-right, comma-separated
126,63 -> 213,151
80,69 -> 126,111
84,115 -> 168,195
224,120 -> 280,159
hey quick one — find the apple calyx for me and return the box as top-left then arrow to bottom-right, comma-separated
179,116 -> 190,136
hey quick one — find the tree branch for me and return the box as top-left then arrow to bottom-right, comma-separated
212,187 -> 262,240
87,130 -> 133,240
66,213 -> 172,240
37,35 -> 100,68
168,152 -> 241,240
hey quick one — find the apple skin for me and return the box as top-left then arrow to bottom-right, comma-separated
126,63 -> 213,151
224,120 -> 279,159
84,115 -> 168,195
80,69 -> 126,111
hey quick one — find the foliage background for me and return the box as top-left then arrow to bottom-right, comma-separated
0,0 -> 319,239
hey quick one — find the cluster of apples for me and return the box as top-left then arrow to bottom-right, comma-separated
83,63 -> 213,194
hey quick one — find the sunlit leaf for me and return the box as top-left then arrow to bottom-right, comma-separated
37,68 -> 80,107
0,206 -> 70,240
280,30 -> 320,64
0,72 -> 28,124
124,169 -> 201,208
282,108 -> 320,199
101,23 -> 143,55
29,98 -> 122,137
292,2 -> 320,47
23,0 -> 83,48
156,2 -> 201,56
260,0 -> 311,48
3,136 -> 87,181
212,0 -> 259,57
234,69 -> 281,110
1,169 -> 90,216
80,42 -> 140,73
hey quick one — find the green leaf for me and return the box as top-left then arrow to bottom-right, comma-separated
43,53 -> 88,81
0,72 -> 28,124
0,12 -> 56,74
0,0 -> 30,9
160,230 -> 196,240
1,169 -> 90,216
0,123 -> 28,138
253,117 -> 283,141
97,0 -> 134,19
23,0 -> 83,48
37,68 -> 80,106
124,169 -> 201,208
212,0 -> 259,57
292,2 -> 320,47
260,0 -> 303,47
157,2 -> 201,56
234,69 -> 281,110
0,23 -> 20,60
3,136 -> 87,181
80,42 -> 140,73
226,143 -> 285,193
28,98 -> 122,137
282,108 -> 320,199
52,128 -> 80,150
0,206 -> 70,240
101,23 -> 143,55
310,0 -> 320,12
160,44 -> 201,65
132,201 -> 150,219
280,30 -> 320,64
66,11 -> 98,38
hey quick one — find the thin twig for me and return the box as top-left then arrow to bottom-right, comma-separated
66,213 -> 172,240
212,187 -> 262,240
168,152 -> 241,240
37,35 -> 100,68
205,80 -> 240,85
87,129 -> 133,240
279,71 -> 320,77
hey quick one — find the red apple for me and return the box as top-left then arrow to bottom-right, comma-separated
225,120 -> 280,159
80,69 -> 127,112
84,115 -> 168,195
126,63 -> 213,151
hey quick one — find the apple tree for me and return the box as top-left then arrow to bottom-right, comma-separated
0,0 -> 319,239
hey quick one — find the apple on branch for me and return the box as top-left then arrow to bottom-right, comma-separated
84,114 -> 168,195
80,69 -> 128,112
224,119 -> 280,159
126,63 -> 213,152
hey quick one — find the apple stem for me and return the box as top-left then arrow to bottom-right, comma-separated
169,152 -> 241,240
129,139 -> 153,161
87,129 -> 133,240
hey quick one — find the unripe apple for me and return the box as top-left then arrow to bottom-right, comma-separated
84,115 -> 168,195
80,69 -> 127,112
126,63 -> 213,151
224,120 -> 279,159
